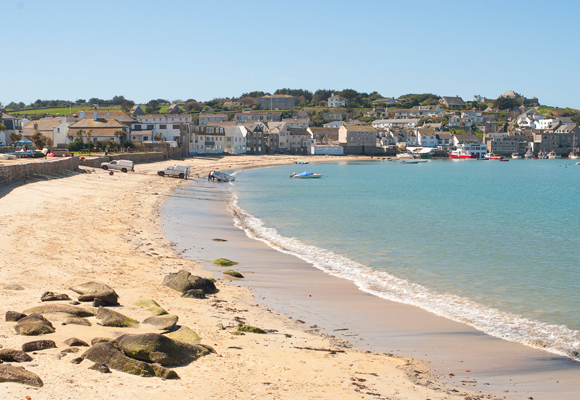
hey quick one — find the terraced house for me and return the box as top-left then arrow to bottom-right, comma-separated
133,113 -> 191,142
338,125 -> 378,154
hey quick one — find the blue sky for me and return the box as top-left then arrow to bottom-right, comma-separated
3,0 -> 579,108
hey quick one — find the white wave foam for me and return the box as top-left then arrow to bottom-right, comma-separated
227,193 -> 580,361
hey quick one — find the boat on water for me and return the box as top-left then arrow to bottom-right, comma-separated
400,160 -> 428,164
295,161 -> 309,164
524,149 -> 535,159
209,171 -> 236,182
512,152 -> 522,159
396,152 -> 416,159
484,153 -> 505,160
448,143 -> 487,159
569,136 -> 578,159
290,171 -> 322,179
547,150 -> 561,159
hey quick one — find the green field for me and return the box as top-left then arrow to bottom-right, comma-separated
6,106 -> 123,116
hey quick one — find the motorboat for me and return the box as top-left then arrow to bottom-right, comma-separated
209,171 -> 236,182
547,150 -> 561,159
396,152 -> 416,159
295,161 -> 309,164
290,171 -> 322,179
524,149 -> 535,159
448,143 -> 486,159
512,153 -> 522,159
484,153 -> 504,160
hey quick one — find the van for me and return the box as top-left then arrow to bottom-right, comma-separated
100,160 -> 134,173
157,165 -> 190,179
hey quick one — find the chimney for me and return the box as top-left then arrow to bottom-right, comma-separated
107,110 -> 110,119
79,111 -> 85,119
93,107 -> 98,121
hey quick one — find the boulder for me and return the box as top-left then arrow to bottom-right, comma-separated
0,365 -> 43,387
77,290 -> 119,306
22,340 -> 57,352
41,292 -> 71,302
142,315 -> 178,331
237,324 -> 266,334
70,357 -> 84,364
133,299 -> 168,316
166,326 -> 201,343
23,304 -> 95,318
69,282 -> 116,296
88,363 -> 111,373
63,338 -> 89,347
181,289 -> 205,299
93,298 -> 106,307
14,314 -> 55,336
162,270 -> 216,294
64,318 -> 91,327
96,307 -> 139,328
116,333 -> 214,367
3,284 -> 24,290
0,349 -> 33,362
81,342 -> 177,379
5,311 -> 26,322
60,347 -> 81,354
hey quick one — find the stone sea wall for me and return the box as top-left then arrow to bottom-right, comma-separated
0,157 -> 80,186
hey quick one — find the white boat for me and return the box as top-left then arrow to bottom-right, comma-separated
290,171 -> 322,179
209,171 -> 236,182
396,152 -> 416,159
569,136 -> 578,159
512,153 -> 522,159
524,149 -> 535,159
484,153 -> 504,160
547,150 -> 561,159
449,143 -> 487,159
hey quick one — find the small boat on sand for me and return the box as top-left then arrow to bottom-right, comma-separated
290,171 -> 322,179
209,171 -> 236,182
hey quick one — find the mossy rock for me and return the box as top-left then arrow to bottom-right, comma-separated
96,307 -> 139,328
231,331 -> 245,336
166,326 -> 201,343
133,299 -> 168,316
212,258 -> 238,267
223,270 -> 244,278
207,278 -> 217,283
116,333 -> 215,366
23,304 -> 95,318
162,270 -> 217,294
237,324 -> 266,334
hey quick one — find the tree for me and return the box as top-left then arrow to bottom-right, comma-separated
474,95 -> 483,103
493,97 -> 522,110
86,130 -> 93,154
31,132 -> 52,149
111,95 -> 126,105
121,100 -> 135,112
571,114 -> 580,125
114,130 -> 126,143
0,123 -> 5,132
10,132 -> 22,144
146,100 -> 160,114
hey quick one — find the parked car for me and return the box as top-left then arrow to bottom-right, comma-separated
100,160 -> 134,172
157,165 -> 190,179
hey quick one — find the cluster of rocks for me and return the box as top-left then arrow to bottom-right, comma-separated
2,280 -> 216,387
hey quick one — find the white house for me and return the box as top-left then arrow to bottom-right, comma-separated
134,114 -> 192,141
328,93 -> 346,107
223,126 -> 247,154
517,110 -> 544,128
416,129 -> 438,147
372,119 -> 419,129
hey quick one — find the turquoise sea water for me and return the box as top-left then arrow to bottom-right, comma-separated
227,159 -> 580,360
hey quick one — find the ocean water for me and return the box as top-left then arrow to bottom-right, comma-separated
226,159 -> 580,360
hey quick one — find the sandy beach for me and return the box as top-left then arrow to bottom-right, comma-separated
0,155 -> 513,399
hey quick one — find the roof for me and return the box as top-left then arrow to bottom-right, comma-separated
500,90 -> 521,99
130,105 -> 143,111
309,127 -> 339,138
1,113 -> 18,120
288,128 -> 311,136
235,111 -> 281,116
200,113 -> 228,118
417,128 -> 436,136
22,118 -> 61,132
437,132 -> 454,139
68,118 -> 125,129
342,125 -> 376,132
455,134 -> 481,143
411,105 -> 439,112
137,114 -> 191,121
282,118 -> 310,124
441,96 -> 466,106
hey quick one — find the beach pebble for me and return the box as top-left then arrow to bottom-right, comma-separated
3,284 -> 24,291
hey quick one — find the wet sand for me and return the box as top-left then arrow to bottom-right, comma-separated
162,171 -> 580,400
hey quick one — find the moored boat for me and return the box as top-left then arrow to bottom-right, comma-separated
512,152 -> 522,159
484,153 -> 505,160
524,149 -> 535,159
290,171 -> 322,179
396,152 -> 416,159
547,150 -> 561,159
448,143 -> 487,159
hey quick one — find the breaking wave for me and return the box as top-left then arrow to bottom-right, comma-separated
227,193 -> 580,361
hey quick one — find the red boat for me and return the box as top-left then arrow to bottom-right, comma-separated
448,143 -> 487,159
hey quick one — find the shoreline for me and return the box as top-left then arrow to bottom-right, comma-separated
162,160 -> 580,400
0,155 -> 496,400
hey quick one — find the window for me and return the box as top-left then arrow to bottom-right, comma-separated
173,125 -> 180,129
160,124 -> 167,129
147,125 -> 154,130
